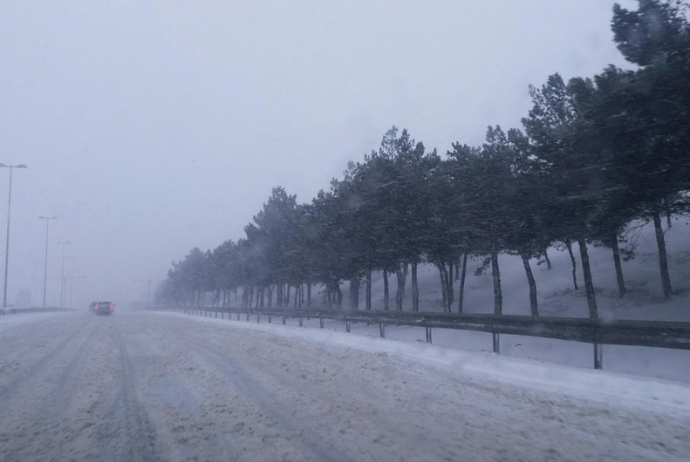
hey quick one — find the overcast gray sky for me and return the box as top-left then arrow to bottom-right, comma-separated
0,1 -> 637,307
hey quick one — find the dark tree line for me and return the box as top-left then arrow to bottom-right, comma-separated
158,1 -> 690,318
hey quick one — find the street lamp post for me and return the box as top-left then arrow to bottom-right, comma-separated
0,163 -> 27,309
38,216 -> 57,308
133,278 -> 152,308
57,241 -> 70,309
67,256 -> 78,308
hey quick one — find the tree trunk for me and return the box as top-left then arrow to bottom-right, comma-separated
565,239 -> 578,290
402,263 -> 408,292
610,231 -> 626,298
447,263 -> 454,305
395,266 -> 405,311
458,253 -> 468,313
383,269 -> 389,311
350,278 -> 360,310
521,254 -> 538,316
411,262 -> 419,312
577,236 -> 598,319
336,284 -> 343,310
365,269 -> 372,311
665,196 -> 673,228
653,208 -> 672,300
491,252 -> 502,315
307,283 -> 311,308
543,248 -> 552,270
438,264 -> 448,309
285,285 -> 291,308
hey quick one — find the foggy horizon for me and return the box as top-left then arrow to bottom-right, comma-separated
0,1 -> 636,307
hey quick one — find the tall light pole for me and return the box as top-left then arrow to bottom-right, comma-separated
57,241 -> 70,309
0,163 -> 27,309
67,256 -> 77,308
39,216 -> 57,308
133,278 -> 152,308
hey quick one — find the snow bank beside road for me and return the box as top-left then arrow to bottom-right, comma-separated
159,311 -> 690,418
0,311 -> 65,329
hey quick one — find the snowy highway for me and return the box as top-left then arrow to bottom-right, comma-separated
1,311 -> 689,462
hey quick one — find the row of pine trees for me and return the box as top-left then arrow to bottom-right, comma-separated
159,1 -> 690,319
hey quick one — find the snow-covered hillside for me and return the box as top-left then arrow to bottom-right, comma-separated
359,219 -> 690,321
306,219 -> 690,383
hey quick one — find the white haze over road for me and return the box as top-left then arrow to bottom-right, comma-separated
1,311 -> 688,461
0,1 -> 637,307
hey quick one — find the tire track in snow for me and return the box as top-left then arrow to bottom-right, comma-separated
93,325 -> 160,462
0,319 -> 87,401
175,332 -> 344,462
0,316 -> 102,461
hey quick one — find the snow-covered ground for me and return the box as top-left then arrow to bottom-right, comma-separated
1,310 -> 689,461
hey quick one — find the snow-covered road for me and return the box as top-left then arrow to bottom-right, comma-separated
1,311 -> 689,462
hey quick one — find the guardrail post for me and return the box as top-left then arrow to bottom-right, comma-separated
215,311 -> 218,318
425,327 -> 432,343
299,317 -> 303,327
594,343 -> 603,369
379,323 -> 385,338
282,316 -> 286,325
246,313 -> 250,322
257,314 -> 261,323
268,315 -> 272,324
320,317 -> 324,329
236,312 -> 240,321
346,320 -> 351,333
492,333 -> 500,354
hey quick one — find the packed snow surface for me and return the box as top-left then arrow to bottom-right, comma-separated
1,311 -> 689,462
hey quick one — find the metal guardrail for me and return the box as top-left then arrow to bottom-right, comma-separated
157,306 -> 690,370
1,307 -> 77,316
